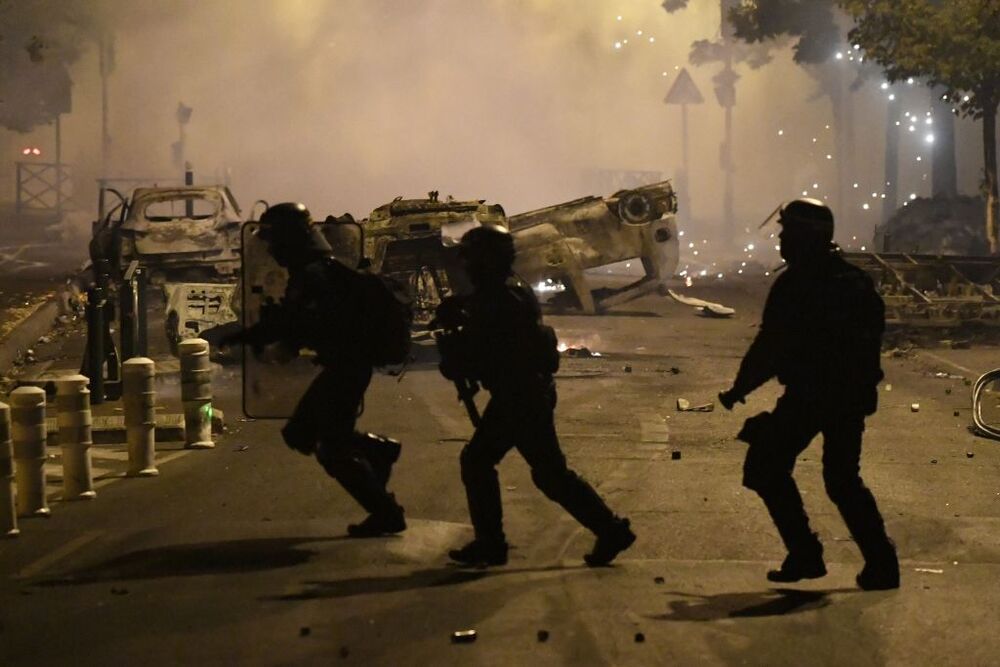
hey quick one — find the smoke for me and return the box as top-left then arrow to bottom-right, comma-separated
5,0 -> 983,257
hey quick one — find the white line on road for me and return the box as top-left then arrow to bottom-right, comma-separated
14,530 -> 103,580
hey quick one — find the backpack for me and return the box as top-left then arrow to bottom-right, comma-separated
359,272 -> 413,366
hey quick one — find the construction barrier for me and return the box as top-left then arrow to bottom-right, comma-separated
11,386 -> 49,517
55,374 -> 97,499
0,402 -> 18,537
179,338 -> 214,450
122,358 -> 158,477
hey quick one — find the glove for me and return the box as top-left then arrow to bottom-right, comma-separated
718,388 -> 745,411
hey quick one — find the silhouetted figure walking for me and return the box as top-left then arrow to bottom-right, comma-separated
436,225 -> 635,567
224,203 -> 406,538
719,198 -> 899,590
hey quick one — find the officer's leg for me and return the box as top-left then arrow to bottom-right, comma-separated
742,398 -> 824,569
312,368 -> 404,532
514,388 -> 634,565
517,400 -> 617,535
459,399 -> 516,545
822,416 -> 898,587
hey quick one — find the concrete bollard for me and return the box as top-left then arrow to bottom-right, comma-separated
55,374 -> 97,500
122,357 -> 158,477
0,402 -> 19,536
11,386 -> 50,517
179,338 -> 214,450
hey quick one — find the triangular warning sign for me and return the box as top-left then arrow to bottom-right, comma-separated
664,68 -> 705,105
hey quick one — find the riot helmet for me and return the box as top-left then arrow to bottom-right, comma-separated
776,198 -> 835,265
258,202 -> 329,267
459,224 -> 515,285
777,198 -> 834,242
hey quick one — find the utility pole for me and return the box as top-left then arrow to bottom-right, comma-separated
715,0 -> 740,243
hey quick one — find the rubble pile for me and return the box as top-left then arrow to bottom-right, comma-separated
877,196 -> 988,256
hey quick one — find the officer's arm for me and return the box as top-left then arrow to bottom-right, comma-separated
726,282 -> 786,401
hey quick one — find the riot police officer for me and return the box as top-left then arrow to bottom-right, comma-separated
719,198 -> 899,590
437,224 -> 635,567
224,203 -> 406,538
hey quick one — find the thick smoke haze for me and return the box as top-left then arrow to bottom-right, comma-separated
3,0 -> 987,248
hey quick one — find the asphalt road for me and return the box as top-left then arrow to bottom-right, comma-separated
1,281 -> 999,666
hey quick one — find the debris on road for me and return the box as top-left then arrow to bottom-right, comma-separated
623,365 -> 633,373
966,451 -> 974,458
537,630 -> 549,643
667,289 -> 735,318
234,445 -> 249,452
563,346 -> 601,358
299,627 -> 311,637
451,630 -> 477,644
915,568 -> 944,574
634,632 -> 646,643
929,372 -> 964,380
911,403 -> 920,413
883,384 -> 892,392
654,576 -> 665,584
671,451 -> 681,460
110,587 -> 129,596
676,398 -> 714,412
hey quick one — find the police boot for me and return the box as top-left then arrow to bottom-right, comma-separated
584,518 -> 636,567
347,494 -> 406,538
767,537 -> 826,583
449,538 -> 509,567
856,539 -> 899,591
357,433 -> 402,487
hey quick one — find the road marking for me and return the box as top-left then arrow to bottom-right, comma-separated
918,351 -> 980,377
13,530 -> 103,580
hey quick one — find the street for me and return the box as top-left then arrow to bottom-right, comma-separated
1,281 -> 998,665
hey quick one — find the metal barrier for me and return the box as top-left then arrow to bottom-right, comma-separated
0,402 -> 17,537
123,358 -> 158,477
55,375 -> 96,500
179,339 -> 214,449
11,387 -> 49,517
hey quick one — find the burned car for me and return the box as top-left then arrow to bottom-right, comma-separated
510,180 -> 678,312
363,191 -> 507,317
90,185 -> 243,283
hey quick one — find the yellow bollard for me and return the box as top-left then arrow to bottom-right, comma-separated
122,358 -> 158,477
179,338 -> 214,450
11,386 -> 49,517
0,402 -> 19,536
55,374 -> 96,500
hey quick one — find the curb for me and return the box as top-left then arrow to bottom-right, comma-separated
0,297 -> 60,376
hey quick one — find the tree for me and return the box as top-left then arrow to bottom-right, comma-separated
728,1 -> 961,227
841,0 -> 1000,254
0,1 -> 111,133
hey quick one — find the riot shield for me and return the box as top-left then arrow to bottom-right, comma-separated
240,218 -> 364,419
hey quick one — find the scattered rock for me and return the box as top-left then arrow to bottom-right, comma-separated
930,459 -> 938,464
299,627 -> 311,637
910,403 -> 920,413
634,632 -> 646,643
452,630 -> 477,644
537,630 -> 549,643
654,576 -> 665,584
677,398 -> 714,412
966,451 -> 974,459
623,365 -> 632,373
670,451 -> 681,461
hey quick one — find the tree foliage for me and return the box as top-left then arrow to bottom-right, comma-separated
729,0 -> 842,64
0,0 -> 112,133
841,0 -> 1000,253
841,0 -> 1000,119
